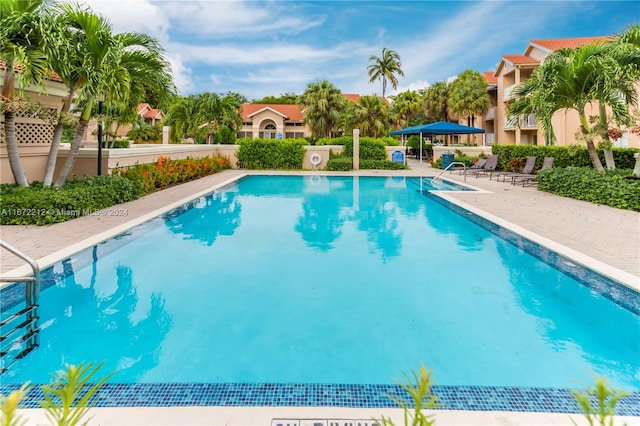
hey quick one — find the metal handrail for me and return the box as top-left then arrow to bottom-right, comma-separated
431,161 -> 467,183
0,239 -> 40,358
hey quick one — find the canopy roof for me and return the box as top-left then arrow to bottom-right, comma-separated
390,121 -> 485,136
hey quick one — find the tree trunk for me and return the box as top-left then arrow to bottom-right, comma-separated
53,118 -> 89,188
44,90 -> 74,187
579,111 -> 604,172
3,111 -> 29,187
599,104 -> 615,170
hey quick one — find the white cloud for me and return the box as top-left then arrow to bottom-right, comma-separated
84,0 -> 170,42
166,54 -> 194,95
161,1 -> 326,37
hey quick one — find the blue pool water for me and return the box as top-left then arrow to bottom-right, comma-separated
2,175 -> 639,392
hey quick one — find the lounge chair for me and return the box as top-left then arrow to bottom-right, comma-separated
474,155 -> 499,178
511,157 -> 554,186
454,158 -> 486,174
493,156 -> 536,182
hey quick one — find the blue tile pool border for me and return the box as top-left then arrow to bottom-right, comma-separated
424,190 -> 640,316
1,383 -> 639,415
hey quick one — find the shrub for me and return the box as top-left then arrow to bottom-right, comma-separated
0,175 -> 144,225
237,138 -> 306,169
491,145 -> 639,170
360,159 -> 408,170
343,138 -> 387,160
536,167 -> 640,211
507,157 -> 528,172
117,155 -> 231,193
109,139 -> 130,148
325,157 -> 353,171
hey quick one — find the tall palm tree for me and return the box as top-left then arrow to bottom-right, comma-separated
421,81 -> 450,122
297,80 -> 345,138
367,48 -> 404,99
343,95 -> 394,138
391,90 -> 423,128
448,70 -> 490,129
164,95 -> 201,142
0,0 -> 49,186
53,4 -> 175,187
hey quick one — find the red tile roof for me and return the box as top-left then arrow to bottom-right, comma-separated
144,108 -> 162,118
343,94 -> 361,103
137,103 -> 150,113
0,61 -> 63,83
530,36 -> 613,52
241,104 -> 304,121
482,71 -> 497,84
502,55 -> 539,65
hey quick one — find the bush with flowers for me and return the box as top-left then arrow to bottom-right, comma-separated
116,155 -> 231,193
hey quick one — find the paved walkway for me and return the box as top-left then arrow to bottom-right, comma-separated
1,162 -> 639,283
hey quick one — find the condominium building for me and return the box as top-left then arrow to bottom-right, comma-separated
237,94 -> 362,139
486,36 -> 639,148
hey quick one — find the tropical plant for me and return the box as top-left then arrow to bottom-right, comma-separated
39,362 -> 113,426
342,95 -> 394,138
126,120 -> 161,143
448,69 -> 490,142
508,33 -> 639,172
0,0 -> 50,187
378,365 -> 440,426
297,80 -> 346,138
570,376 -> 629,426
0,384 -> 30,426
367,48 -> 405,99
164,92 -> 242,144
251,92 -> 298,104
421,81 -> 450,123
51,3 -> 175,187
391,90 -> 424,128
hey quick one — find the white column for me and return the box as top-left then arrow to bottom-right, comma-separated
162,126 -> 170,145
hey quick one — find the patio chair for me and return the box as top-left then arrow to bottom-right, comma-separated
453,158 -> 486,174
493,156 -> 536,182
511,157 -> 555,186
474,155 -> 499,178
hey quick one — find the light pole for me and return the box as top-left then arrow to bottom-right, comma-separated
97,98 -> 103,175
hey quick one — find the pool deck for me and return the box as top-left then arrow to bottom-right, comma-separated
1,161 -> 639,425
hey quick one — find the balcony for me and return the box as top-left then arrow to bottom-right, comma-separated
504,84 -> 516,100
485,107 -> 495,121
519,114 -> 537,128
504,115 -> 517,130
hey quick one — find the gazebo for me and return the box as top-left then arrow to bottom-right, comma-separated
390,121 -> 486,163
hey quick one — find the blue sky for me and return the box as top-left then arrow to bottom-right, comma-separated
85,1 -> 638,101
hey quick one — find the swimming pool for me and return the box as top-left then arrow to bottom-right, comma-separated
1,175 -> 639,413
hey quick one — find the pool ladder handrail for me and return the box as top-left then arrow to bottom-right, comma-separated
431,161 -> 467,183
0,239 -> 40,371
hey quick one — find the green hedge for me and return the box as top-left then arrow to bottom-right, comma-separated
325,157 -> 407,171
536,168 -> 640,211
0,176 -> 143,225
237,138 -> 306,169
316,136 -> 400,147
360,159 -> 408,170
491,145 -> 639,171
325,157 -> 353,171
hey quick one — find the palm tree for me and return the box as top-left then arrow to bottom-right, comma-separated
53,4 -> 175,187
367,48 -> 404,99
509,41 -> 638,172
448,70 -> 490,130
0,0 -> 49,186
343,95 -> 394,138
297,80 -> 345,138
164,92 -> 241,144
391,90 -> 423,128
421,81 -> 450,122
